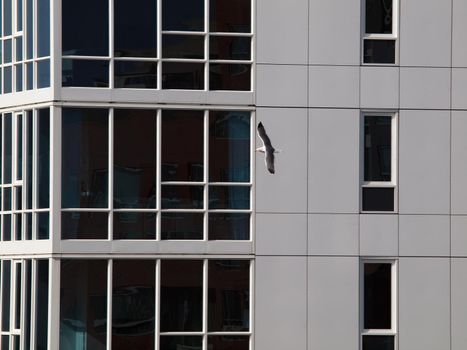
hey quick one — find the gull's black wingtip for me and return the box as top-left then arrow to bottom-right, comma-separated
258,122 -> 263,128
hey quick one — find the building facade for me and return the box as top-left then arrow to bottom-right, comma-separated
0,0 -> 466,349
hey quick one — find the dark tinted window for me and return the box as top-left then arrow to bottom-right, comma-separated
37,0 -> 50,57
37,212 -> 49,239
62,212 -> 108,239
62,59 -> 109,88
37,59 -> 50,88
210,64 -> 251,91
210,36 -> 251,60
4,0 -> 11,36
209,111 -> 250,182
62,108 -> 109,208
162,35 -> 204,59
114,61 -> 157,89
363,335 -> 395,350
3,214 -> 11,241
4,114 -> 12,183
161,260 -> 203,332
364,116 -> 391,182
2,261 -> 11,331
3,188 -> 11,211
162,63 -> 204,90
36,260 -> 49,350
113,212 -> 156,239
208,260 -> 249,331
161,213 -> 203,240
161,185 -> 204,209
209,213 -> 250,240
114,109 -> 157,208
365,0 -> 392,34
210,0 -> 251,32
162,0 -> 204,31
209,186 -> 250,209
364,263 -> 391,329
4,66 -> 12,93
362,187 -> 394,212
112,260 -> 155,349
115,0 -> 157,57
5,39 -> 12,63
364,40 -> 395,64
62,0 -> 108,56
208,336 -> 249,350
38,109 -> 50,208
60,260 -> 107,350
160,336 -> 202,350
162,110 -> 204,181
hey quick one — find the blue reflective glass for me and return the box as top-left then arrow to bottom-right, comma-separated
16,115 -> 22,180
26,111 -> 33,208
209,213 -> 249,240
26,0 -> 33,59
5,66 -> 12,93
4,114 -> 12,184
4,39 -> 12,63
37,212 -> 49,239
3,187 -> 11,211
3,214 -> 11,241
62,59 -> 109,88
38,108 -> 49,208
15,64 -> 23,92
17,0 -> 23,31
2,261 -> 11,330
26,62 -> 33,90
209,111 -> 250,182
37,59 -> 50,88
16,37 -> 23,61
37,0 -> 50,57
4,0 -> 12,36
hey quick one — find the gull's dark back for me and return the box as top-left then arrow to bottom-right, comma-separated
257,122 -> 274,152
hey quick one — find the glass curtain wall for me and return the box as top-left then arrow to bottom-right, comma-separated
62,0 -> 252,90
61,107 -> 252,241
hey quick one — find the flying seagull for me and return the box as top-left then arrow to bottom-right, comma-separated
256,122 -> 280,174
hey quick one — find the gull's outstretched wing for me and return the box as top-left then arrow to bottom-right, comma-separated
257,122 -> 276,174
265,150 -> 275,174
257,122 -> 273,149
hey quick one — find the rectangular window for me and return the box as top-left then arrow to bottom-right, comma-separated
362,261 -> 396,350
362,0 -> 397,64
361,113 -> 397,212
61,108 -> 252,241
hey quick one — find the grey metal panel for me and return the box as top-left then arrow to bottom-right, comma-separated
399,110 -> 450,214
256,108 -> 308,213
452,69 -> 467,110
256,0 -> 308,64
255,257 -> 307,350
309,0 -> 361,65
308,257 -> 359,350
400,0 -> 452,67
452,258 -> 467,350
309,65 -> 360,108
309,108 -> 360,214
451,112 -> 467,214
451,216 -> 467,257
360,214 -> 398,256
453,0 -> 467,67
399,258 -> 450,350
308,214 -> 359,256
256,213 -> 307,255
360,66 -> 399,109
256,64 -> 308,108
399,215 -> 450,257
400,67 -> 451,110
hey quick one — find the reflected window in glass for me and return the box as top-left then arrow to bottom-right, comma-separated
208,260 -> 249,332
210,36 -> 251,60
209,186 -> 250,210
37,0 -> 50,57
210,64 -> 251,91
114,109 -> 157,208
161,260 -> 203,332
37,59 -> 50,88
363,39 -> 395,64
366,0 -> 392,34
209,111 -> 250,182
62,108 -> 109,208
60,260 -> 107,350
112,260 -> 155,350
162,35 -> 204,59
209,213 -> 249,240
161,185 -> 204,209
162,63 -> 204,90
62,212 -> 108,239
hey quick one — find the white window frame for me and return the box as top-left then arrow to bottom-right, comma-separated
361,0 -> 398,65
360,259 -> 398,350
360,111 -> 398,213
